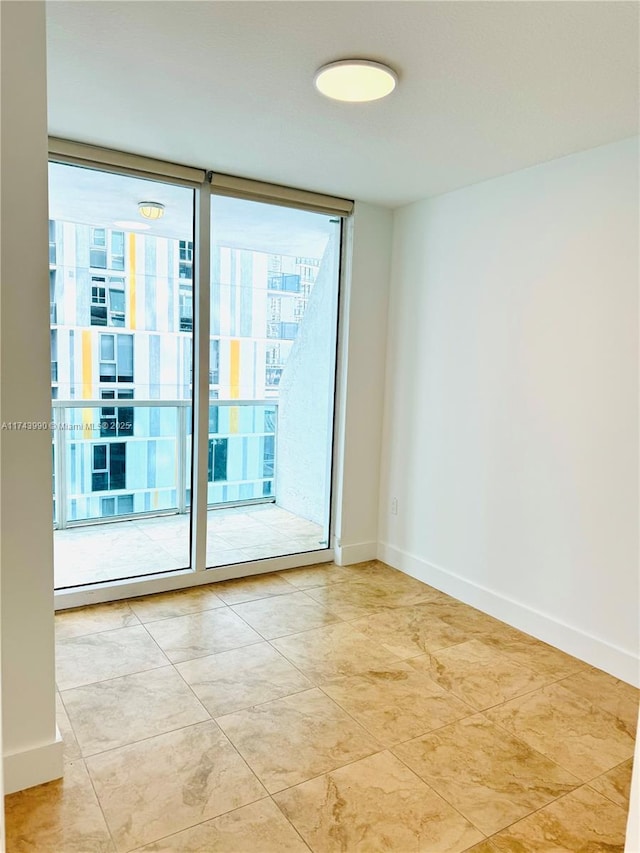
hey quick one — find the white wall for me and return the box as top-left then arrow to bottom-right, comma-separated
379,138 -> 639,684
1,0 -> 63,792
334,203 -> 393,565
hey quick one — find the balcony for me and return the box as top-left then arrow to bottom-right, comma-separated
52,399 -> 326,588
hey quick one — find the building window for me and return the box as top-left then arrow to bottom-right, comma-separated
50,270 -> 58,323
294,298 -> 306,320
209,339 -> 219,385
90,228 -> 125,271
51,329 -> 58,384
100,388 -> 134,437
99,333 -> 134,383
91,278 -> 107,325
266,344 -> 281,365
100,494 -> 134,516
266,366 -> 283,387
179,240 -> 193,279
269,297 -> 281,323
179,288 -> 193,331
267,321 -> 298,340
281,322 -> 298,340
91,276 -> 125,327
90,228 -> 107,268
111,231 -> 125,271
208,438 -> 228,482
49,220 -> 57,266
268,273 -> 301,292
92,442 -> 126,492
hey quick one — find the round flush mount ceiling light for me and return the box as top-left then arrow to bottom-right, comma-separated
314,60 -> 397,102
138,201 -> 165,220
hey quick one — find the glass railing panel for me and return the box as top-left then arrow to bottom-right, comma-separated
52,401 -> 191,588
206,401 -> 277,506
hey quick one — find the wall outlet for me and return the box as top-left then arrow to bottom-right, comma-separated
391,497 -> 398,516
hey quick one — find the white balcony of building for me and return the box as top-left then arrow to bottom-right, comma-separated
52,398 -> 327,588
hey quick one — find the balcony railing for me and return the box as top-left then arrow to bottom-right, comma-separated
52,399 -> 277,530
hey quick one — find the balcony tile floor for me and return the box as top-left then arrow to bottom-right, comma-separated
54,504 -> 326,588
6,560 -> 638,852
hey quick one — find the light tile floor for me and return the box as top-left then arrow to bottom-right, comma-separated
54,504 -> 326,588
6,561 -> 638,852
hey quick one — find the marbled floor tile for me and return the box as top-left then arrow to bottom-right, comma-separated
479,627 -> 588,680
61,666 -> 209,756
349,605 -> 470,659
410,639 -> 549,710
55,600 -> 140,641
143,607 -> 262,663
128,585 -> 225,623
558,667 -> 639,738
211,572 -> 298,604
588,758 -> 634,809
305,578 -> 437,620
56,624 -> 169,690
5,759 -> 115,853
461,843 -> 498,853
274,749 -> 483,853
232,591 -> 341,639
339,560 -> 418,586
176,641 -> 312,717
485,682 -> 636,781
279,562 -> 355,589
86,720 -> 265,852
216,688 -> 380,793
488,785 -> 627,852
352,565 -> 446,601
56,692 -> 82,761
393,713 -> 579,835
133,799 -> 309,852
323,662 -> 473,746
271,622 -> 401,683
418,598 -> 504,637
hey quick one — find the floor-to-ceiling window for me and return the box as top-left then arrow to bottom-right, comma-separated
204,196 -> 340,566
49,162 -> 195,587
50,148 -> 345,592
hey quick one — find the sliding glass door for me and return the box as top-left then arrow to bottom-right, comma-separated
205,197 -> 340,566
50,156 -> 342,590
49,163 -> 195,587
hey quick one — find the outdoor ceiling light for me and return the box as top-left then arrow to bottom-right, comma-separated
138,201 -> 165,220
314,60 -> 397,102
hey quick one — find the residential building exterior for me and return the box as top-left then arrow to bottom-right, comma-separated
49,219 -> 321,525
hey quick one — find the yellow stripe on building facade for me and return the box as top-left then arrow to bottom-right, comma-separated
229,339 -> 240,433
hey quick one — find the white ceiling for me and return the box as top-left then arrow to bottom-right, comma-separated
46,1 -> 639,208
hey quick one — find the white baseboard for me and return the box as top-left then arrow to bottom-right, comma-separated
335,541 -> 378,566
378,542 -> 640,687
4,729 -> 64,794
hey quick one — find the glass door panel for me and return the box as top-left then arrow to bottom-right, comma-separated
49,162 -> 194,588
206,196 -> 341,566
